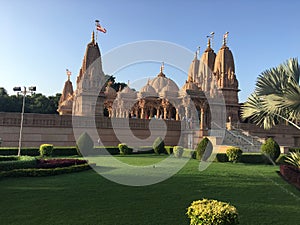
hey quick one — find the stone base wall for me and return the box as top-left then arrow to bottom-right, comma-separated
0,112 -> 299,149
235,122 -> 300,147
0,112 -> 183,147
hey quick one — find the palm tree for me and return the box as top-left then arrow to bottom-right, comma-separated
241,58 -> 300,130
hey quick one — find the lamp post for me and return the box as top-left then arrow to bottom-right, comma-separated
13,86 -> 36,156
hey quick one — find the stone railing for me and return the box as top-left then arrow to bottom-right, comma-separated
0,112 -> 182,130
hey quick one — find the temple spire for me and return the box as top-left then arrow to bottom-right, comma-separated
160,62 -> 165,73
91,31 -> 95,44
66,69 -> 71,81
223,32 -> 229,46
195,46 -> 200,59
207,37 -> 211,48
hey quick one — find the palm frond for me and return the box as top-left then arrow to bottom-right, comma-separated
283,57 -> 300,83
285,151 -> 300,169
241,94 -> 278,129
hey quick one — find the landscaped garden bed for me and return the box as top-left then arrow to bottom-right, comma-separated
0,156 -> 299,225
0,156 -> 92,178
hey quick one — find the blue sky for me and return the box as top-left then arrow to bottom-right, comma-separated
1,0 -> 299,102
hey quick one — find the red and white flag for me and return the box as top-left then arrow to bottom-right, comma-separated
66,69 -> 71,76
95,20 -> 107,33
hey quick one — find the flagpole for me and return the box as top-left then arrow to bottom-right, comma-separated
95,20 -> 99,43
95,29 -> 98,43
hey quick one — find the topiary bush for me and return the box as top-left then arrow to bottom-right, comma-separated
226,147 -> 243,163
76,132 -> 94,156
260,137 -> 280,162
196,137 -> 213,161
183,148 -> 195,158
118,143 -> 132,155
186,199 -> 239,225
39,144 -> 54,157
152,137 -> 165,155
173,146 -> 184,158
165,146 -> 173,155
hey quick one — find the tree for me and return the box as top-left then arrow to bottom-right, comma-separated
0,87 -> 8,96
241,58 -> 300,130
105,74 -> 128,92
0,90 -> 62,114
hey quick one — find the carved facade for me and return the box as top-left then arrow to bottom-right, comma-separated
57,31 -> 240,132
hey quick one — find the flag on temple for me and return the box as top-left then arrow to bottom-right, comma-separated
95,20 -> 107,33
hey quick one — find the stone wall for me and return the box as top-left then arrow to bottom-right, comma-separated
0,112 -> 183,147
235,122 -> 300,147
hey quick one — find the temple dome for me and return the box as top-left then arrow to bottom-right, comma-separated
118,86 -> 137,99
181,80 -> 200,92
181,76 -> 201,92
150,74 -> 179,94
139,82 -> 157,98
160,78 -> 179,98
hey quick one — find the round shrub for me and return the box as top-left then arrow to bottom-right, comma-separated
260,138 -> 280,162
173,146 -> 184,158
39,144 -> 53,157
226,147 -> 243,163
187,199 -> 239,225
196,137 -> 213,161
118,143 -> 132,155
152,137 -> 165,155
76,132 -> 94,156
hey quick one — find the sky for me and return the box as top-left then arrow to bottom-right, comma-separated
0,0 -> 300,102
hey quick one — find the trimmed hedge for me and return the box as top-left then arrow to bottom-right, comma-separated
153,137 -> 165,155
182,148 -> 195,158
133,146 -> 155,154
195,137 -> 213,161
241,153 -> 266,164
0,156 -> 37,171
214,153 -> 229,162
173,146 -> 184,158
76,132 -> 94,156
0,156 -> 20,161
0,147 -> 39,156
0,163 -> 91,178
39,144 -> 54,157
0,147 -> 79,156
118,143 -> 133,155
226,147 -> 243,163
187,199 -> 239,225
261,138 -> 280,162
52,147 -> 78,156
93,146 -> 120,155
165,146 -> 173,155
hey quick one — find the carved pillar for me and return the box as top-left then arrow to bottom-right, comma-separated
200,107 -> 205,130
156,107 -> 160,118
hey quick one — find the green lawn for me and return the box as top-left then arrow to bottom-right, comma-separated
0,155 -> 299,225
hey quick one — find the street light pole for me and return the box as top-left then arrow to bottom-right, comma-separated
17,87 -> 26,157
13,86 -> 36,157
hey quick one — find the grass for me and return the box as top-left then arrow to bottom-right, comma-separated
0,155 -> 299,225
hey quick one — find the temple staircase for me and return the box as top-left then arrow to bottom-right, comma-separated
209,122 -> 264,152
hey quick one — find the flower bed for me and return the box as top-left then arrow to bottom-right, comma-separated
280,165 -> 300,189
37,158 -> 88,169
